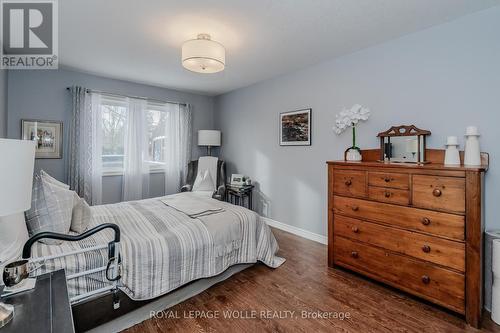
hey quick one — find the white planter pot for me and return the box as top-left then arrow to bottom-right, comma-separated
464,135 -> 481,166
444,145 -> 461,166
345,148 -> 362,161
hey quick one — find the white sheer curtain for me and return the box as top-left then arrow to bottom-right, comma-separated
122,98 -> 149,201
163,103 -> 192,194
89,93 -> 103,204
68,87 -> 103,205
70,88 -> 191,202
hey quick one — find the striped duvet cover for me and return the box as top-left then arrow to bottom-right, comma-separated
31,193 -> 285,301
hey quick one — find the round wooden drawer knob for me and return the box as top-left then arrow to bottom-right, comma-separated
352,226 -> 359,233
345,180 -> 352,186
433,189 -> 442,197
421,217 -> 431,226
384,191 -> 391,198
422,245 -> 431,253
351,206 -> 359,212
421,275 -> 431,284
351,251 -> 359,259
384,177 -> 391,183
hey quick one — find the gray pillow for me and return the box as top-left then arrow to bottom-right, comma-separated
40,170 -> 70,190
39,170 -> 90,233
70,192 -> 91,233
25,175 -> 73,245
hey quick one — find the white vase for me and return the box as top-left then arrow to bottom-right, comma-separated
464,127 -> 481,166
345,148 -> 362,161
444,145 -> 461,166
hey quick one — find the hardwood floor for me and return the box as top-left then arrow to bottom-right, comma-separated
125,228 -> 500,333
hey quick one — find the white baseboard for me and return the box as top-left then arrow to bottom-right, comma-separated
263,217 -> 327,245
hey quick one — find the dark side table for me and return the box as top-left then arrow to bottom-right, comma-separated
226,185 -> 254,210
1,269 -> 74,333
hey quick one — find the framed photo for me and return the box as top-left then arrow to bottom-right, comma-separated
21,119 -> 63,159
230,174 -> 245,187
279,108 -> 311,146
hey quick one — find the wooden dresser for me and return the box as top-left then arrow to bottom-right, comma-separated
327,149 -> 488,328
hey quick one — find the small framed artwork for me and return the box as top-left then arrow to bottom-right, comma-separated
21,119 -> 63,159
230,174 -> 245,187
279,108 -> 311,146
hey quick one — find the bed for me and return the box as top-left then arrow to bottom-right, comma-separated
29,192 -> 285,330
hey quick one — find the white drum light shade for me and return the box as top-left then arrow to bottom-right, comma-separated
198,130 -> 221,147
0,139 -> 36,217
182,34 -> 225,73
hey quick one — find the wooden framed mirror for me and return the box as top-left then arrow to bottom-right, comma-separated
377,125 -> 431,164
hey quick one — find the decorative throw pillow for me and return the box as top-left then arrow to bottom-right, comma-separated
39,170 -> 90,233
192,170 -> 216,192
70,192 -> 91,234
25,175 -> 74,245
40,170 -> 70,190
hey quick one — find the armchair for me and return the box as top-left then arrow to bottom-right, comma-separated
181,159 -> 226,200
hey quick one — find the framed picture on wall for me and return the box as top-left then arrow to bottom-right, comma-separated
279,108 -> 311,146
21,119 -> 63,159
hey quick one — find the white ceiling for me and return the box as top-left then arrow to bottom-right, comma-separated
60,0 -> 500,96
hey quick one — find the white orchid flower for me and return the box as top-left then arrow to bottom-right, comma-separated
333,104 -> 371,135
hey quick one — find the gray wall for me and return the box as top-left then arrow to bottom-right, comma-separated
7,68 -> 215,203
214,7 -> 500,307
0,70 -> 7,138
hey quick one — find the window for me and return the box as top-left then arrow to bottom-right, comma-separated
145,105 -> 169,170
101,97 -> 127,173
100,97 -> 171,175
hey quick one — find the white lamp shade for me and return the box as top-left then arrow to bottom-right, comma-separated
198,130 -> 221,147
182,34 -> 225,74
0,139 -> 36,216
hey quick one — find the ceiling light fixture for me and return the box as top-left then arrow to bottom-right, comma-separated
182,34 -> 225,74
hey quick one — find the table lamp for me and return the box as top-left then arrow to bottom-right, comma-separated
198,130 -> 221,156
0,139 -> 36,328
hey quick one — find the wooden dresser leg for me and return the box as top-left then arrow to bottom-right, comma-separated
465,171 -> 483,328
328,165 -> 335,268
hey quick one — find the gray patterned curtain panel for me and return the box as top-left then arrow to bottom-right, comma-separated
67,86 -> 102,205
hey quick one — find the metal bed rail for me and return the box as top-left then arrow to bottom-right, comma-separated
23,223 -> 122,308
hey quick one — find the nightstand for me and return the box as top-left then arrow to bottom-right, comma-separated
1,269 -> 74,333
226,185 -> 254,210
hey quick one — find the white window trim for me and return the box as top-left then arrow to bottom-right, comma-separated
102,169 -> 124,177
102,166 -> 166,177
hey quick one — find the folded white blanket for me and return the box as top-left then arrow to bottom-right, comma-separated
161,192 -> 224,218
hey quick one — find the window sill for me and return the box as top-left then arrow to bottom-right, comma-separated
102,171 -> 123,177
102,169 -> 166,177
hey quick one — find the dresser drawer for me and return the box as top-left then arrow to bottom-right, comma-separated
412,175 -> 465,214
334,215 -> 465,271
333,170 -> 367,197
368,172 -> 409,189
334,236 -> 465,313
333,195 -> 464,240
368,186 -> 409,205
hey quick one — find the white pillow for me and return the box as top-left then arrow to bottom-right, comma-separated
25,176 -> 73,245
70,192 -> 91,234
40,170 -> 70,190
192,170 -> 215,192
